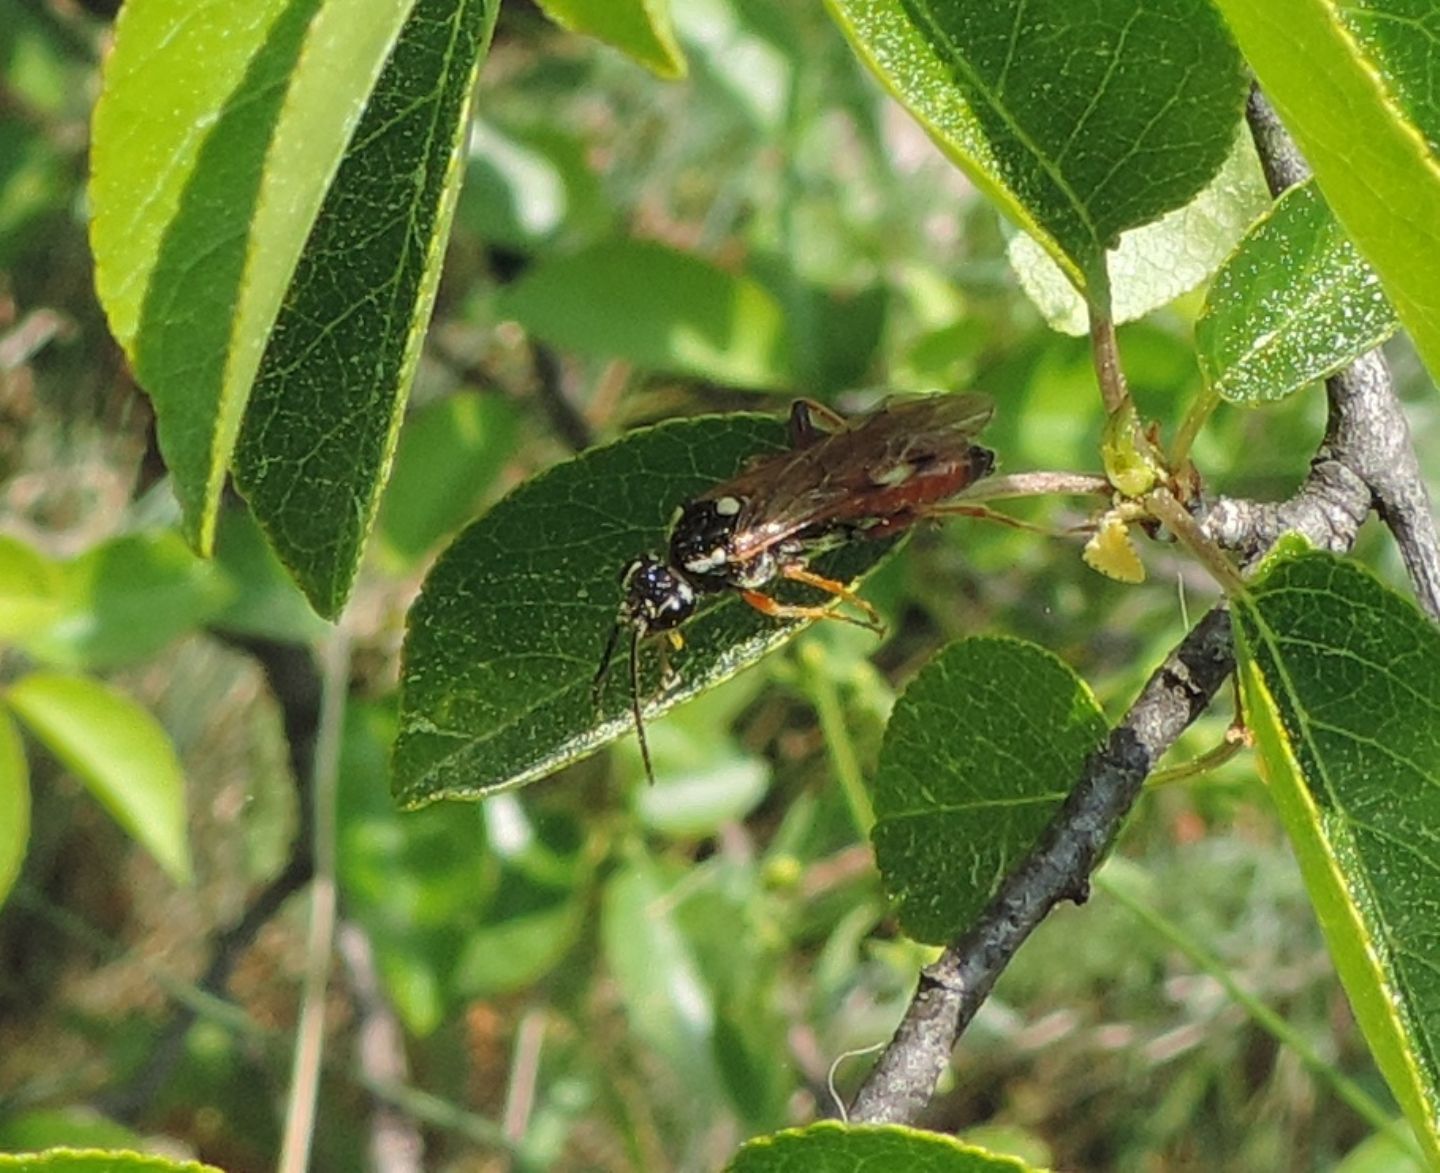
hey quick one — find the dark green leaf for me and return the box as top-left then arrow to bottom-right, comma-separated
871,637 -> 1106,944
825,0 -> 1247,300
6,672 -> 191,885
232,0 -> 500,617
726,1121 -> 1039,1172
1197,180 -> 1398,404
533,0 -> 685,79
497,239 -> 794,390
1234,543 -> 1440,1166
0,711 -> 28,909
375,391 -> 521,571
393,413 -> 894,804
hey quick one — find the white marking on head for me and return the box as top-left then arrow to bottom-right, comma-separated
714,495 -> 742,516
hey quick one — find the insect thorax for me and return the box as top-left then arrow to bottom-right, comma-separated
670,497 -> 745,580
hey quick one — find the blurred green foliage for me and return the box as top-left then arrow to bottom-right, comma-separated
1,1 -> 1436,1171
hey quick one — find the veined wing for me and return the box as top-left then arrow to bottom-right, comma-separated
702,393 -> 994,563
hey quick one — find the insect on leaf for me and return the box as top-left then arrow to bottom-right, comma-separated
394,413 -> 898,805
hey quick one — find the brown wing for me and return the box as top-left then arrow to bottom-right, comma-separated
701,392 -> 994,563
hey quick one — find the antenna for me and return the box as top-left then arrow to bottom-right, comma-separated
628,627 -> 656,785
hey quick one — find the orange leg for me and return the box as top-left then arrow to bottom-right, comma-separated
740,565 -> 885,635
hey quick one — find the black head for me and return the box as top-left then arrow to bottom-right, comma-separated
669,496 -> 744,581
619,554 -> 697,635
592,554 -> 700,788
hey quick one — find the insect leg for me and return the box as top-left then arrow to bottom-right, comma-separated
923,502 -> 1060,536
740,583 -> 884,635
787,398 -> 848,448
780,564 -> 885,632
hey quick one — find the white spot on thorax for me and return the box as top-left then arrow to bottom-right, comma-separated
714,496 -> 742,516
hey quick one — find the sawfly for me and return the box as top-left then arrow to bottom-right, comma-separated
595,392 -> 996,783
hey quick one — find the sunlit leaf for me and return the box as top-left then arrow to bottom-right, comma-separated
0,533 -> 63,639
1213,0 -> 1440,387
533,0 -> 685,79
0,711 -> 28,908
871,637 -> 1106,944
1010,132 -> 1271,334
0,1150 -> 223,1173
825,0 -> 1247,301
6,673 -> 191,885
1197,180 -> 1398,404
233,0 -> 500,616
726,1121 -> 1039,1172
90,0 -> 414,552
601,853 -> 721,1096
1234,542 -> 1440,1166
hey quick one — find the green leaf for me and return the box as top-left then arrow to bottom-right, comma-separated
1336,1126 -> 1429,1173
0,1109 -> 144,1155
533,0 -> 685,79
1234,543 -> 1440,1166
21,532 -> 230,671
1010,131 -> 1271,335
1338,3 -> 1440,152
232,0 -> 500,617
393,413 -> 894,804
375,391 -> 521,572
90,0 -> 413,553
337,701 -> 492,1034
726,1121 -> 1040,1172
871,637 -> 1107,944
6,673 -> 191,885
0,533 -> 63,639
497,239 -> 795,391
1212,0 -> 1440,388
824,0 -> 1247,300
0,1150 -> 223,1173
458,120 -> 613,251
601,853 -> 721,1096
1197,180 -> 1399,404
210,506 -> 332,644
0,711 -> 28,908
